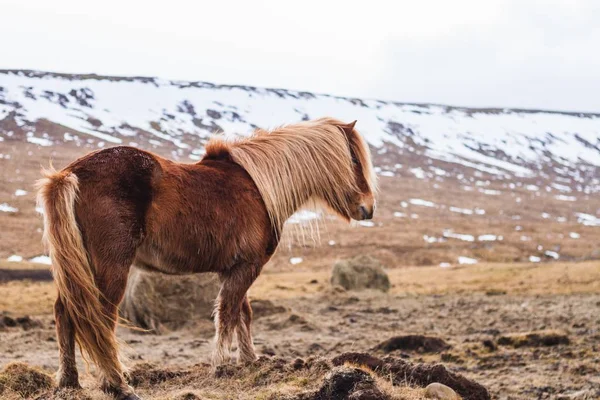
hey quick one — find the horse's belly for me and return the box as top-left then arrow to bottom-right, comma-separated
133,238 -> 236,275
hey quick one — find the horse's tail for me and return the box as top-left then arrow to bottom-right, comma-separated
36,167 -> 123,382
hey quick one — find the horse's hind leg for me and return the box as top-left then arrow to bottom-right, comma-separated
94,260 -> 139,400
236,295 -> 257,363
55,297 -> 80,389
213,264 -> 261,366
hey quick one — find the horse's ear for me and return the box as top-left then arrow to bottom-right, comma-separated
338,120 -> 357,137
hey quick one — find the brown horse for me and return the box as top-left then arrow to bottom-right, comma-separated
36,117 -> 377,399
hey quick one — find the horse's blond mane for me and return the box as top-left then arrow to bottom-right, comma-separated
205,118 -> 376,231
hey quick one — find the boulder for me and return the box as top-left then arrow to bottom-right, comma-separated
331,256 -> 390,292
120,267 -> 220,332
425,383 -> 460,400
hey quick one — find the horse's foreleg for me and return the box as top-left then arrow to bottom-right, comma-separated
212,264 -> 261,366
54,297 -> 81,389
236,295 -> 257,363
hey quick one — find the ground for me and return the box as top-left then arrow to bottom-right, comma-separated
1,261 -> 599,399
1,124 -> 599,399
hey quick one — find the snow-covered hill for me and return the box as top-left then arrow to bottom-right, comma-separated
1,70 -> 599,184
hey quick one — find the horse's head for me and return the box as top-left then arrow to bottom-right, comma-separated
323,119 -> 377,222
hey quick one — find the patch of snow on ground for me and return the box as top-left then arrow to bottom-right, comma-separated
576,213 -> 600,227
478,234 -> 502,241
410,168 -> 426,179
544,251 -> 560,260
449,206 -> 472,215
439,262 -> 452,268
27,136 -> 53,146
358,221 -> 375,227
378,171 -> 395,177
443,230 -> 475,242
551,183 -> 572,192
29,255 -> 52,265
555,195 -> 576,202
0,203 -> 18,213
423,235 -> 445,244
479,189 -> 501,196
14,189 -> 27,196
7,255 -> 23,262
529,256 -> 541,263
409,198 -> 436,207
287,210 -> 321,224
289,257 -> 303,265
569,232 -> 580,239
458,256 -> 478,265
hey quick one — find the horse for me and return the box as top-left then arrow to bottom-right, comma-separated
36,117 -> 377,400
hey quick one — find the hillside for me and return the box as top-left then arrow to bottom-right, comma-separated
0,69 -> 599,268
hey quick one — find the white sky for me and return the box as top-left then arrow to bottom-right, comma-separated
1,0 -> 599,112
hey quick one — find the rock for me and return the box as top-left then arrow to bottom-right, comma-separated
497,330 -> 569,348
120,267 -> 220,332
374,335 -> 450,353
330,256 -> 390,292
425,383 -> 460,399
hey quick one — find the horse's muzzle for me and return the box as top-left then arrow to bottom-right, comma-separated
359,205 -> 374,220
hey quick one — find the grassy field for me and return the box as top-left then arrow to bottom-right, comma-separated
2,260 -> 599,316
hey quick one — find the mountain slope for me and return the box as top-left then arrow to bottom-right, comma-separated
1,69 -> 599,181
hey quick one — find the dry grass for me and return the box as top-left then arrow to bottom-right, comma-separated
0,362 -> 53,399
249,260 -> 600,299
0,281 -> 55,316
3,260 -> 598,317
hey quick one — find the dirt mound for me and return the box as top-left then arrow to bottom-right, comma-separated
0,362 -> 53,398
497,330 -> 570,348
0,315 -> 42,331
374,335 -> 450,353
251,299 -> 288,318
296,366 -> 387,400
1,353 -> 490,399
119,268 -> 220,332
128,362 -> 193,387
331,256 -> 390,292
332,353 -> 490,400
129,353 -> 487,399
0,269 -> 53,282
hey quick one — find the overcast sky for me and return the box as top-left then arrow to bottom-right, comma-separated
1,0 -> 598,112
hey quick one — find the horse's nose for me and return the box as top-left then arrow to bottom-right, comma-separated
359,205 -> 373,220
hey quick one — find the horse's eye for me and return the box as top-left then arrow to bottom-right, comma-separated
351,156 -> 359,165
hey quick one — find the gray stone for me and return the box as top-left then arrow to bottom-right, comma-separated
425,383 -> 460,400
